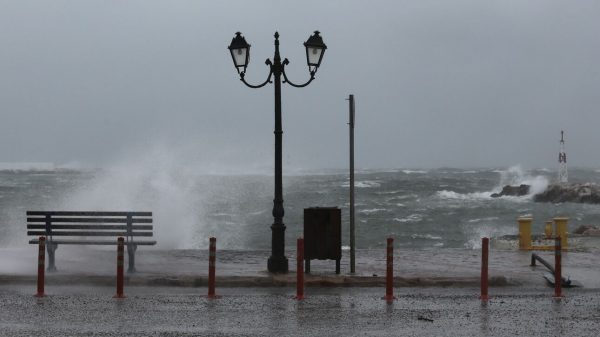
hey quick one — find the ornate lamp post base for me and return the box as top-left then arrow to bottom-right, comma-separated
268,220 -> 288,273
267,255 -> 289,273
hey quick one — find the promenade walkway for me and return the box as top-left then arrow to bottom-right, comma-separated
1,245 -> 599,289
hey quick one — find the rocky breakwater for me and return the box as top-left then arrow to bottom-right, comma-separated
491,182 -> 600,204
533,183 -> 600,204
490,184 -> 530,198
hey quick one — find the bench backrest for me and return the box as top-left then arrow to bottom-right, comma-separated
27,211 -> 153,241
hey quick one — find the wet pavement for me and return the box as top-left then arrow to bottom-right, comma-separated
1,285 -> 600,336
2,246 -> 600,336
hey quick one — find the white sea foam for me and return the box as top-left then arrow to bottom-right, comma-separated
436,190 -> 492,200
359,208 -> 388,214
436,189 -> 532,203
393,214 -> 423,223
468,217 -> 500,223
341,180 -> 381,188
375,190 -> 402,195
437,165 -> 548,202
387,194 -> 417,200
402,170 -> 428,174
410,234 -> 442,240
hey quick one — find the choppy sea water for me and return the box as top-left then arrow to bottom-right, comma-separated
2,165 -> 600,250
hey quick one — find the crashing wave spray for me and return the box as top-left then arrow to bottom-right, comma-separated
496,165 -> 548,196
57,145 -> 202,249
437,166 -> 549,201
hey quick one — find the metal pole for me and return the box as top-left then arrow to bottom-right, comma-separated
35,237 -> 45,297
114,237 -> 125,298
554,236 -> 563,298
382,237 -> 396,302
480,237 -> 489,301
348,94 -> 356,273
208,237 -> 217,298
294,237 -> 305,300
268,32 -> 288,273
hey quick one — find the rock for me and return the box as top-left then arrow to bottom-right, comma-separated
533,183 -> 600,204
573,225 -> 600,236
573,225 -> 593,234
490,184 -> 530,198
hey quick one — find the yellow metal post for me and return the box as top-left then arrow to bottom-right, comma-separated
518,217 -> 533,250
544,221 -> 553,239
553,217 -> 569,249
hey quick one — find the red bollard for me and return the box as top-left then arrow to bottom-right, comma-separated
382,237 -> 396,302
207,237 -> 218,298
480,237 -> 489,301
294,237 -> 305,300
554,236 -> 563,298
114,237 -> 125,298
35,237 -> 46,297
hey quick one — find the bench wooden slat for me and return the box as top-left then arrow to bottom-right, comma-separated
27,211 -> 156,272
27,217 -> 152,223
27,224 -> 153,230
27,211 -> 152,217
29,239 -> 157,245
27,231 -> 153,237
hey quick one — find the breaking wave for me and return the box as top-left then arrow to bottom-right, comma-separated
393,214 -> 423,223
359,208 -> 389,214
341,180 -> 381,188
410,233 -> 442,240
436,165 -> 548,201
436,190 -> 492,200
496,165 -> 548,195
402,170 -> 428,174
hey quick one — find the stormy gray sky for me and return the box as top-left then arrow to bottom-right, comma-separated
1,0 -> 599,171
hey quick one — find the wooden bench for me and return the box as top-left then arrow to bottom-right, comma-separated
27,211 -> 156,273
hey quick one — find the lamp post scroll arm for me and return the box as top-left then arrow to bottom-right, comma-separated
281,59 -> 315,88
239,59 -> 274,89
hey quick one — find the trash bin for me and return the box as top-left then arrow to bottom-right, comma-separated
303,207 -> 341,274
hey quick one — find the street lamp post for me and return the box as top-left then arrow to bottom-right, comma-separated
228,31 -> 327,273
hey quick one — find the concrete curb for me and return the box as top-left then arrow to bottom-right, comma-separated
0,274 -> 518,288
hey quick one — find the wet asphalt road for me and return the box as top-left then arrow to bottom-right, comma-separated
1,285 -> 600,336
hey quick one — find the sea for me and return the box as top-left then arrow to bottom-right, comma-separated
2,165 -> 600,251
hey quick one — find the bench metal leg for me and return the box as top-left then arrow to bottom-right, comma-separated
336,259 -> 340,274
127,243 -> 137,273
46,243 -> 57,272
